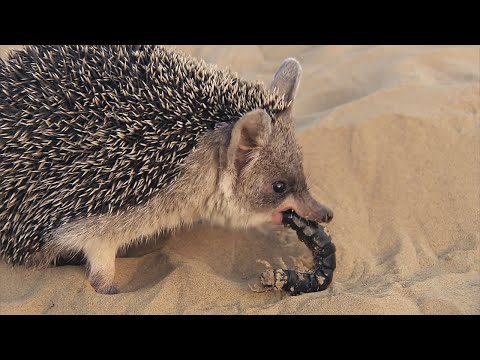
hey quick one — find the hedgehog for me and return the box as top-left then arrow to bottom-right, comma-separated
0,45 -> 333,294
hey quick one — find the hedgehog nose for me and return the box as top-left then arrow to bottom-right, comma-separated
298,193 -> 334,224
315,204 -> 333,223
323,208 -> 334,223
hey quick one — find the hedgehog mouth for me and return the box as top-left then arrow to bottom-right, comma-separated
272,207 -> 296,225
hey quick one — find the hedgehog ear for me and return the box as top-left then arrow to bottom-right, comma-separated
271,58 -> 302,107
227,109 -> 272,175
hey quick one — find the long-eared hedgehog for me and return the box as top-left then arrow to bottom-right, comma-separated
0,45 -> 333,294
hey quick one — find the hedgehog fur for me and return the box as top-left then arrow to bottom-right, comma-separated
0,45 -> 289,265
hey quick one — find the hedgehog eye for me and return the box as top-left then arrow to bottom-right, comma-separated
272,181 -> 286,194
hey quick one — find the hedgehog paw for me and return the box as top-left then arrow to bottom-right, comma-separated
94,285 -> 119,295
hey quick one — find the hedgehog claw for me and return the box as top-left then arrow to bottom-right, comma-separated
94,285 -> 118,295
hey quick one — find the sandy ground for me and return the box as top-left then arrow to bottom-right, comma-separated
0,45 -> 479,315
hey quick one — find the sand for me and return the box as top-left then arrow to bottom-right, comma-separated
0,45 -> 478,315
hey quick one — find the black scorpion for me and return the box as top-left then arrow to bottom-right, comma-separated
260,210 -> 336,295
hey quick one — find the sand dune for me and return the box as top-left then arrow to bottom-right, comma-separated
0,45 -> 478,314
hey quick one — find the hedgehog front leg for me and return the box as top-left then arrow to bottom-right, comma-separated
83,243 -> 118,295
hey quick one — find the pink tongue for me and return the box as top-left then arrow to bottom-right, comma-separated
272,211 -> 285,225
